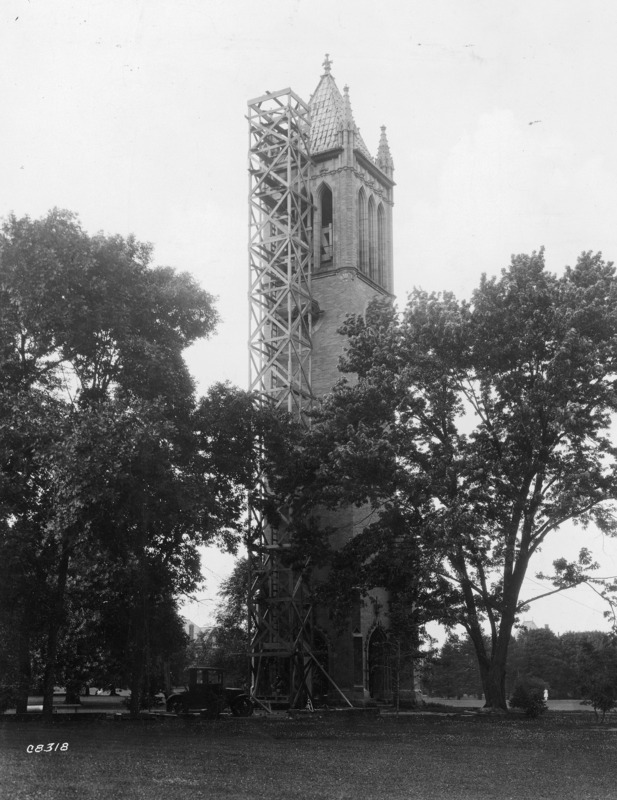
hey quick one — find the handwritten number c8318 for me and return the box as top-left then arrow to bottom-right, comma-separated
27,743 -> 69,753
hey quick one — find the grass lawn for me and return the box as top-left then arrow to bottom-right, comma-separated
1,710 -> 616,800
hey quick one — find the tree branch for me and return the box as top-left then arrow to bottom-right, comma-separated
517,582 -> 584,610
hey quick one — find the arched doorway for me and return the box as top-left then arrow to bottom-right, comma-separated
368,627 -> 391,701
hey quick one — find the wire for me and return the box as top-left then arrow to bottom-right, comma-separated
201,564 -> 226,580
524,575 -> 606,614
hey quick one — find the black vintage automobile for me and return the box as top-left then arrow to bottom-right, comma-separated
166,667 -> 253,717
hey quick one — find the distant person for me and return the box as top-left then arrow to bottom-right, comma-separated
543,689 -> 549,701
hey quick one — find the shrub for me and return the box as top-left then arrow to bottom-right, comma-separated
578,636 -> 617,722
509,677 -> 548,718
581,682 -> 617,722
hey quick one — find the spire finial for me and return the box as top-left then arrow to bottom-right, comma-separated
322,53 -> 332,75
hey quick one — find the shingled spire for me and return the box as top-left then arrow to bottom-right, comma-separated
309,56 -> 372,160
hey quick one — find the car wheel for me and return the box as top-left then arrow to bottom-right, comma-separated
168,698 -> 186,714
231,697 -> 253,717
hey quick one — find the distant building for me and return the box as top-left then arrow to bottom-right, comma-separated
183,618 -> 207,641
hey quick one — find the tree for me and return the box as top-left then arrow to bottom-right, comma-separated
0,209 -> 222,716
579,635 -> 617,721
190,558 -> 250,686
0,387 -> 69,712
213,558 -> 250,682
506,627 -> 564,696
424,633 -> 485,698
558,630 -> 608,698
282,250 -> 617,709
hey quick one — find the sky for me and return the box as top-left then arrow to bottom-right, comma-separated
3,0 -> 617,639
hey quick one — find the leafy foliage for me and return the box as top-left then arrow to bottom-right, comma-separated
0,209 -> 260,715
278,250 -> 617,709
425,627 -> 617,702
578,635 -> 617,721
423,633 -> 485,698
184,559 -> 250,687
509,676 -> 548,717
506,627 -> 564,696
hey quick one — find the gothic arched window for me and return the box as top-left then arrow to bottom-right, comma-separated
358,188 -> 368,274
319,184 -> 333,266
377,202 -> 386,287
368,195 -> 377,281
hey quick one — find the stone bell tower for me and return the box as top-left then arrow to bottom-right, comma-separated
248,55 -> 395,707
308,56 -> 396,702
309,54 -> 395,397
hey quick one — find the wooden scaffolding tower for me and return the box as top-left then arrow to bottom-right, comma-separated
247,88 -> 318,708
248,88 -> 313,416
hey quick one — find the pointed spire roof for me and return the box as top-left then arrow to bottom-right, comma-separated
309,55 -> 372,160
341,85 -> 354,128
376,125 -> 394,173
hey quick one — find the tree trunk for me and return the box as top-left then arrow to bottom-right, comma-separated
129,607 -> 146,716
65,680 -> 82,705
129,508 -> 149,717
16,622 -> 31,714
479,610 -> 520,710
481,659 -> 508,709
42,540 -> 70,719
